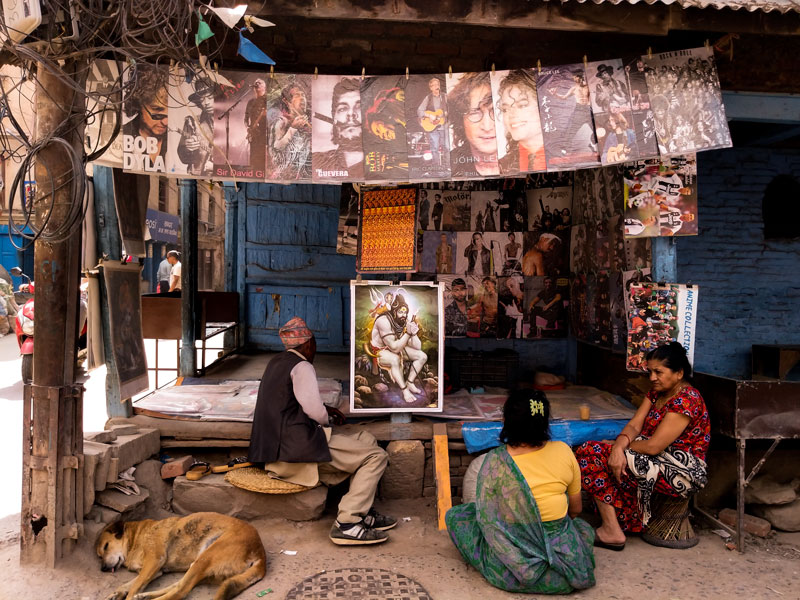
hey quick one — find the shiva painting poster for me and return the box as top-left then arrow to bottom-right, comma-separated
350,281 -> 443,413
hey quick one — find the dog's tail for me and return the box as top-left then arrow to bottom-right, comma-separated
214,555 -> 267,600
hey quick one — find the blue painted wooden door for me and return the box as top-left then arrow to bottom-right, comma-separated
239,184 -> 355,351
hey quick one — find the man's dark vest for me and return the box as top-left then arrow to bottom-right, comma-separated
248,351 -> 331,464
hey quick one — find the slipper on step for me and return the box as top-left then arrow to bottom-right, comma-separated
186,461 -> 212,480
593,537 -> 626,551
211,457 -> 253,474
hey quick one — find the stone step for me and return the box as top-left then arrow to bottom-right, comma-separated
95,488 -> 151,514
108,428 -> 160,474
172,473 -> 327,521
83,440 -> 113,492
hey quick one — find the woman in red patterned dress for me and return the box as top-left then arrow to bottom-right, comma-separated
576,342 -> 710,550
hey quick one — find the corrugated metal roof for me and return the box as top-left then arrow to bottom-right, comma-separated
546,0 -> 800,13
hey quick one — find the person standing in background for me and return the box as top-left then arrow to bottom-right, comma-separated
157,254 -> 172,293
167,250 -> 182,293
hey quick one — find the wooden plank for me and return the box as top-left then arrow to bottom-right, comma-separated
432,423 -> 452,531
161,439 -> 250,448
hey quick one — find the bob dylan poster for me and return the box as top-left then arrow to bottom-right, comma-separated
623,154 -> 697,238
85,59 -> 123,167
643,47 -> 732,156
312,75 -> 365,182
535,64 -> 600,171
357,186 -> 417,273
212,70 -> 267,181
102,262 -> 149,399
361,75 -> 409,182
267,74 -> 312,182
586,59 -> 640,165
405,74 -> 451,180
122,62 -> 169,174
350,282 -> 443,412
167,70 -> 215,177
627,282 -> 697,372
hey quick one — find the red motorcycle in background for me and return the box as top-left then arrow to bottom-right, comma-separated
12,266 -> 87,384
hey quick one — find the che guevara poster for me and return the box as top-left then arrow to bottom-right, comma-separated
350,282 -> 443,413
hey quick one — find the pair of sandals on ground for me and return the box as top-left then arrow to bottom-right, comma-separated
184,456 -> 397,545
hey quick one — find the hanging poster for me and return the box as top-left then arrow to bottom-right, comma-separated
447,72 -> 500,179
439,275 -> 471,338
213,71 -> 267,180
357,186 -> 417,273
622,268 -> 653,321
490,69 -> 546,176
609,271 -> 627,352
85,59 -> 123,167
496,180 -> 529,231
405,74 -> 451,180
465,275 -> 498,338
267,74 -> 312,181
361,76 -> 409,181
350,282 -> 443,412
569,224 -> 591,274
167,72 -> 215,177
122,62 -> 169,174
497,274 -> 526,338
587,59 -> 639,165
524,275 -> 569,339
623,155 -> 698,238
431,189 -> 470,231
570,273 -> 589,341
535,64 -> 600,171
311,75 -> 365,182
470,191 -> 504,233
337,184 -> 359,255
643,47 -> 732,156
593,271 -> 612,347
626,283 -> 698,372
608,215 -> 626,272
420,231 -> 456,274
102,262 -> 149,399
523,229 -> 569,277
455,231 -> 494,276
624,57 -> 659,159
498,231 -> 524,276
527,186 -> 573,233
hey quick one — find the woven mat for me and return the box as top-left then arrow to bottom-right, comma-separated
286,568 -> 432,600
224,467 -> 315,495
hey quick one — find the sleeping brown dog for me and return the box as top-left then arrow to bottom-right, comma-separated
96,512 -> 266,600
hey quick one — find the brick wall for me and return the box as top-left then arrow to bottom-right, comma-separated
678,148 -> 800,379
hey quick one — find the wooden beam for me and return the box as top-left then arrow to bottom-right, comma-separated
432,422 -> 452,531
723,91 -> 800,124
180,179 -> 198,377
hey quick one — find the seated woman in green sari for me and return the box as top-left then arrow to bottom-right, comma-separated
445,390 -> 596,594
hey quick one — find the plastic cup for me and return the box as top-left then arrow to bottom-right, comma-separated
579,404 -> 591,420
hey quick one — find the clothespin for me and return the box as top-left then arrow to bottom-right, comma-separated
536,59 -> 541,74
448,65 -> 452,79
582,55 -> 587,68
647,47 -> 653,58
314,67 -> 318,80
361,67 -> 365,81
405,66 -> 409,80
269,65 -> 274,79
704,39 -> 710,50
491,63 -> 495,74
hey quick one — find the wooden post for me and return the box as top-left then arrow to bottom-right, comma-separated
223,184 -> 239,352
179,179 -> 198,377
432,423 -> 452,531
737,438 -> 746,553
92,166 -> 132,418
21,60 -> 87,566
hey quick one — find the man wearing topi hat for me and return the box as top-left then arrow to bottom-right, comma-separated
248,316 -> 396,545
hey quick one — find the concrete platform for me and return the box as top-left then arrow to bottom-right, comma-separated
171,473 -> 327,521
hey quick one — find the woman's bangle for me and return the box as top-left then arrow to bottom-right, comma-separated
616,433 -> 632,446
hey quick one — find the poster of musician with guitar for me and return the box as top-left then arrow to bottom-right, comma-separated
212,70 -> 268,180
168,73 -> 215,177
361,75 -> 409,182
267,74 -> 312,181
311,75 -> 365,182
405,74 -> 451,180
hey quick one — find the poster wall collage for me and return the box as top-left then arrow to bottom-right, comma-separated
87,47 -> 730,185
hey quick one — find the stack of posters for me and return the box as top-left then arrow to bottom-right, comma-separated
626,282 -> 698,372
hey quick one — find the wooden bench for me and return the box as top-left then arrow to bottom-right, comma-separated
141,291 -> 241,386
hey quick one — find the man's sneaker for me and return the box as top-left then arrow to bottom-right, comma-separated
329,521 -> 389,546
362,508 -> 398,531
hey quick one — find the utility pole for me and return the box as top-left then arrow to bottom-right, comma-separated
20,59 -> 87,566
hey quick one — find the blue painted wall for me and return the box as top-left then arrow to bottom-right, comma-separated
678,147 -> 800,379
0,226 -> 34,287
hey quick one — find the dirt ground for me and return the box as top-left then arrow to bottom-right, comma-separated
1,499 -> 799,600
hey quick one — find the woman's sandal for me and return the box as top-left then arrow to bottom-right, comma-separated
211,456 -> 253,474
186,461 -> 212,481
593,536 -> 626,551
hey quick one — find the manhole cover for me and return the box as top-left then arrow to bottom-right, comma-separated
285,567 -> 433,599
